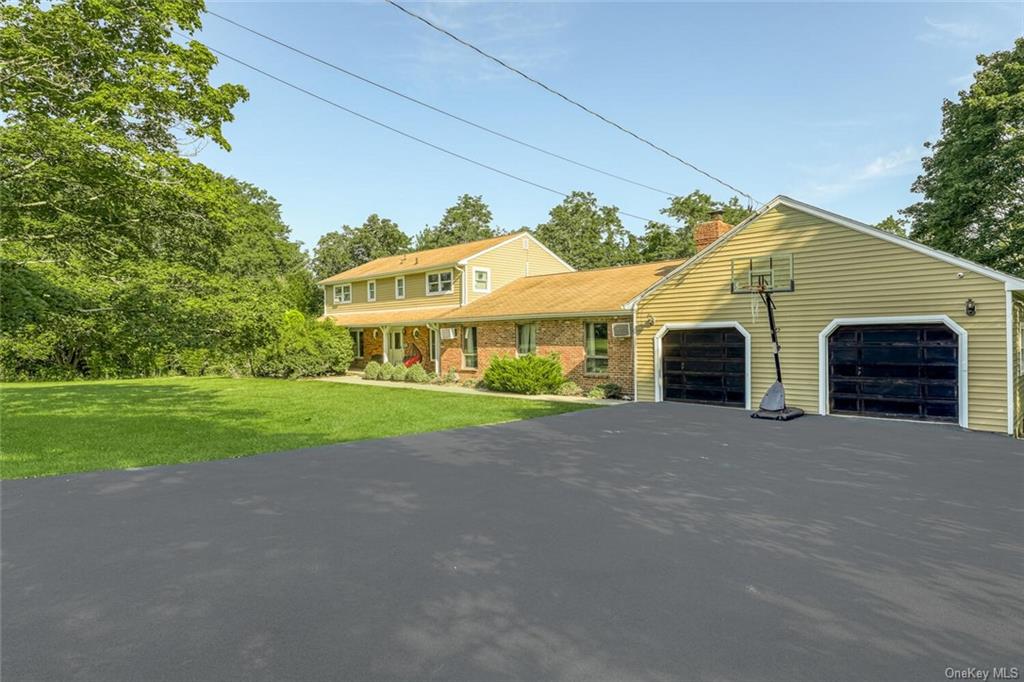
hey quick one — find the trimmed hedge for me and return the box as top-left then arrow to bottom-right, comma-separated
391,364 -> 408,381
406,363 -> 429,383
378,362 -> 395,380
363,361 -> 381,380
482,353 -> 564,395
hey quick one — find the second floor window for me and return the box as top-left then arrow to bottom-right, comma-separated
366,280 -> 376,302
334,283 -> 352,304
473,268 -> 490,292
395,276 -> 405,299
427,270 -> 453,296
516,323 -> 537,355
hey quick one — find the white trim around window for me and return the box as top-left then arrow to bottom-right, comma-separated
472,266 -> 491,293
816,315 -> 969,430
395,275 -> 405,300
653,322 -> 752,409
334,283 -> 352,304
366,279 -> 376,302
426,269 -> 454,296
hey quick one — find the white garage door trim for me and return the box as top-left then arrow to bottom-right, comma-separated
653,322 -> 752,409
817,315 -> 969,429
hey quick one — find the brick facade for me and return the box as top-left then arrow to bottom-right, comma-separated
438,317 -> 634,396
350,324 -> 431,368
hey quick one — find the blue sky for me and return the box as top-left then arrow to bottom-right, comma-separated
193,1 -> 1023,249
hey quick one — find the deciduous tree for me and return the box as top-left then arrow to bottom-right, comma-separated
905,38 -> 1023,276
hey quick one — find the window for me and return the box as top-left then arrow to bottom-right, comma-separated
429,328 -> 438,365
334,283 -> 352,304
516,322 -> 537,356
395,276 -> 405,300
366,280 -> 376,302
473,267 -> 491,293
351,330 -> 364,358
585,322 -> 609,374
462,327 -> 478,369
426,270 -> 454,296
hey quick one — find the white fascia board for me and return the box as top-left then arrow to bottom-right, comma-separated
626,195 -> 1024,307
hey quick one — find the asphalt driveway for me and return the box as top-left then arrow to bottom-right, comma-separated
3,403 -> 1022,681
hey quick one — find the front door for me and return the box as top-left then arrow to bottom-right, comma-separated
429,329 -> 439,371
389,328 -> 405,365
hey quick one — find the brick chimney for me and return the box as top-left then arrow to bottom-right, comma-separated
694,209 -> 732,252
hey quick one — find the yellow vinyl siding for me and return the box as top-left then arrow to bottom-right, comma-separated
324,268 -> 462,316
1014,293 -> 1023,437
635,205 -> 1010,433
466,235 -> 572,303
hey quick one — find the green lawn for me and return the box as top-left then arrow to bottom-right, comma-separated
0,377 -> 594,479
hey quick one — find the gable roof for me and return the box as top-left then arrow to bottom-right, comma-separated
440,259 -> 685,322
628,195 -> 1024,306
318,232 -> 524,285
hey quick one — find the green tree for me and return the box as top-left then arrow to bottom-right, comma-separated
349,214 -> 410,264
416,194 -> 500,249
905,38 -> 1023,276
311,214 -> 411,281
875,215 -> 908,236
662,191 -> 754,232
311,231 -> 354,282
638,221 -> 694,262
534,192 -> 634,269
0,0 -> 322,378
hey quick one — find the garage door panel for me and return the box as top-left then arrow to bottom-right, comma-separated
828,323 -> 958,424
661,328 -> 746,407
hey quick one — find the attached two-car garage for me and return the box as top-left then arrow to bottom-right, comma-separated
634,196 -> 1024,436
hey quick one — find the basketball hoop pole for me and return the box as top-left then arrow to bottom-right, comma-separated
760,291 -> 783,384
750,283 -> 804,421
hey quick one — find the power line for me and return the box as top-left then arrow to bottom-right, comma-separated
384,0 -> 759,207
205,10 -> 675,198
185,37 -> 666,225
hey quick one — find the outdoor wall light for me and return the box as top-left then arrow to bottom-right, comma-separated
965,299 -> 977,316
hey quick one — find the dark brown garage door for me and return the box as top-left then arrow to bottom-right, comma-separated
828,323 -> 959,423
661,328 -> 746,406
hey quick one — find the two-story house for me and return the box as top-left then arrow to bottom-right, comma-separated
320,197 -> 1024,436
318,230 -> 682,395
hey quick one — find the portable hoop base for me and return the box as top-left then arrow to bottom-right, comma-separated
750,381 -> 805,421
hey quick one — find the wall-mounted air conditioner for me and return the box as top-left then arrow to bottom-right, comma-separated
439,327 -> 458,341
611,322 -> 632,338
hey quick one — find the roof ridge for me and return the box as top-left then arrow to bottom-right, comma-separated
521,258 -> 686,279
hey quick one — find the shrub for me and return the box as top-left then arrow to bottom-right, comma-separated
556,381 -> 582,396
391,364 -> 408,381
443,367 -> 459,384
460,378 -> 480,389
596,382 -> 623,399
378,362 -> 395,380
406,363 -> 429,383
483,353 -> 564,395
253,311 -> 355,378
178,349 -> 209,377
586,387 -> 606,399
363,361 -> 381,380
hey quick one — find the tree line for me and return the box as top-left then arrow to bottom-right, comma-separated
310,191 -> 755,279
1,0 -> 1019,381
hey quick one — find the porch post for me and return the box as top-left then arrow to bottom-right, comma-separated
380,326 -> 390,363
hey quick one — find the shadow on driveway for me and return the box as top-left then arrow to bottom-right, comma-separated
3,403 -> 1022,681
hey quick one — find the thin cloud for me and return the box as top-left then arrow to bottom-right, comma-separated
918,17 -> 989,46
806,147 -> 920,200
398,2 -> 571,84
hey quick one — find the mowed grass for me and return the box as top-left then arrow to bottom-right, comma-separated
0,377 -> 595,479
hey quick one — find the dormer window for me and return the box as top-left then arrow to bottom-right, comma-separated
473,267 -> 491,293
426,270 -> 453,296
366,280 -> 376,302
334,283 -> 352,304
